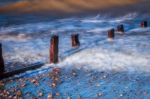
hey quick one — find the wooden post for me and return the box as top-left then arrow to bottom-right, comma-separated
141,21 -> 148,28
50,35 -> 59,64
71,34 -> 80,47
0,43 -> 5,73
108,29 -> 115,40
117,24 -> 124,33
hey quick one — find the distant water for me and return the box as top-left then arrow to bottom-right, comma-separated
0,0 -> 59,26
0,12 -> 148,27
0,13 -> 57,27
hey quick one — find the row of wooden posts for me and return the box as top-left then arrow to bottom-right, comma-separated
0,20 -> 148,77
108,21 -> 148,39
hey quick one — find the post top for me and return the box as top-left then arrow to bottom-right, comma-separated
51,35 -> 58,38
108,28 -> 115,32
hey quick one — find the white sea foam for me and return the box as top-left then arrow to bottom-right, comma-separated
87,27 -> 113,33
0,13 -> 150,73
58,29 -> 150,72
81,13 -> 138,23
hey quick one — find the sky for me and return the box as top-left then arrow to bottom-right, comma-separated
0,0 -> 150,18
0,0 -> 149,15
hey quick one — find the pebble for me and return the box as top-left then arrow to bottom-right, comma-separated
53,68 -> 61,75
96,83 -> 100,87
31,79 -> 36,83
13,95 -> 17,99
72,72 -> 77,76
0,81 -> 4,87
72,70 -> 77,77
54,77 -> 59,82
31,79 -> 39,86
97,92 -> 103,97
48,93 -> 53,99
78,95 -> 82,99
56,92 -> 60,96
21,83 -> 26,88
8,95 -> 13,99
51,82 -> 56,88
119,93 -> 123,97
103,75 -> 107,79
38,92 -> 43,97
16,90 -> 22,97
67,96 -> 70,99
143,91 -> 148,96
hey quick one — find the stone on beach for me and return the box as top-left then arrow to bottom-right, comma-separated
0,81 -> 4,87
16,90 -> 22,97
48,93 -> 53,99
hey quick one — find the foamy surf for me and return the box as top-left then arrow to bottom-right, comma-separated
0,13 -> 150,73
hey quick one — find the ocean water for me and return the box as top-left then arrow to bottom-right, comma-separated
0,12 -> 150,72
0,12 -> 150,98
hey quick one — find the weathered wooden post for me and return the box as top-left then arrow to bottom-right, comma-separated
108,28 -> 115,41
141,20 -> 148,28
117,24 -> 124,33
0,43 -> 5,73
50,35 -> 59,64
71,34 -> 80,47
